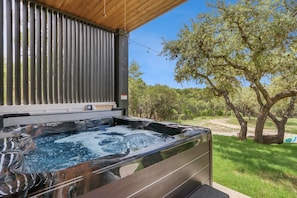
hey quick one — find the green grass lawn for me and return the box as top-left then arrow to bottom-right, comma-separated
213,135 -> 297,198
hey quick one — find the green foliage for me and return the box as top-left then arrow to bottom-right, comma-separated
175,88 -> 228,119
128,59 -> 297,122
128,61 -> 231,120
144,85 -> 178,120
162,0 -> 297,141
129,60 -> 143,79
128,61 -> 179,120
232,87 -> 258,117
128,61 -> 147,116
163,0 -> 297,95
213,135 -> 297,197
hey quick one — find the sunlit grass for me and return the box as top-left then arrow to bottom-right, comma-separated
212,135 -> 297,198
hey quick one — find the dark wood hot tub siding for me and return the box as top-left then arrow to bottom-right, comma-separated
80,140 -> 211,198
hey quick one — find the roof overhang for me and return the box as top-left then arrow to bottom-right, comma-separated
31,0 -> 187,32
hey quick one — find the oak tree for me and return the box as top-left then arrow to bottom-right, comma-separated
162,0 -> 297,143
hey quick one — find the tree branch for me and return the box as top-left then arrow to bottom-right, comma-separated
269,96 -> 296,124
271,88 -> 297,103
223,57 -> 274,105
250,83 -> 264,107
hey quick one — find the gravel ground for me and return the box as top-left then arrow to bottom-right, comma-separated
203,118 -> 295,140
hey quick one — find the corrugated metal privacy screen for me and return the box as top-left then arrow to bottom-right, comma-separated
0,0 -> 115,106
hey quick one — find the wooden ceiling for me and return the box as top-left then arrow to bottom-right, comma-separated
31,0 -> 187,32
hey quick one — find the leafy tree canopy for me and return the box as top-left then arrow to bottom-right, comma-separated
162,0 -> 297,143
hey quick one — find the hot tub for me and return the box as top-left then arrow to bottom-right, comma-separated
0,110 -> 212,197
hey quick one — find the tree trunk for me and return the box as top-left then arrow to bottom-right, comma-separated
260,118 -> 285,144
262,134 -> 283,144
238,120 -> 248,140
254,106 -> 270,143
265,96 -> 297,144
223,93 -> 247,140
264,114 -> 286,144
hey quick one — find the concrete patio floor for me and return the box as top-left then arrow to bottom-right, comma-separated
213,182 -> 250,198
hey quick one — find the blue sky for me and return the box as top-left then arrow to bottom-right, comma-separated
128,0 -> 213,88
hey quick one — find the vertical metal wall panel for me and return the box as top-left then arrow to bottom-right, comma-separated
108,32 -> 112,101
79,23 -> 83,103
101,31 -> 105,102
6,0 -> 13,105
66,18 -> 72,103
85,25 -> 90,102
93,28 -> 96,101
36,6 -> 42,104
71,20 -> 75,103
82,23 -> 86,103
0,0 -> 3,105
53,13 -> 58,103
85,25 -> 88,102
103,32 -> 107,102
41,7 -> 47,104
106,32 -> 110,101
80,23 -> 84,102
22,1 -> 29,105
110,34 -> 115,102
97,29 -> 101,101
105,31 -> 109,101
1,0 -> 115,106
99,30 -> 103,102
97,30 -> 101,102
94,28 -> 99,101
47,10 -> 53,104
84,24 -> 90,102
89,26 -> 95,102
29,3 -> 36,104
63,16 -> 67,103
14,0 -> 21,105
74,21 -> 79,103
90,26 -> 94,102
100,30 -> 104,102
58,14 -> 63,103
109,32 -> 112,101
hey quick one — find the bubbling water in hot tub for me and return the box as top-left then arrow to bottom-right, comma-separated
23,125 -> 174,173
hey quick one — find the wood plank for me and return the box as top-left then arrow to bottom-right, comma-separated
31,0 -> 187,32
127,0 -> 185,31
